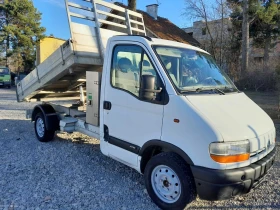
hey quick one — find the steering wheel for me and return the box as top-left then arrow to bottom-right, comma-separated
201,77 -> 215,85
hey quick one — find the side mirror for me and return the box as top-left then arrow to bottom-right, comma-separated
140,75 -> 162,101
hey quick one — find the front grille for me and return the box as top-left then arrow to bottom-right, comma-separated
250,147 -> 266,157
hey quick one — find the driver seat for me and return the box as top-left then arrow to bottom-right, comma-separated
114,58 -> 138,94
164,60 -> 178,86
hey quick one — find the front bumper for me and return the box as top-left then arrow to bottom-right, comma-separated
0,81 -> 10,86
191,148 -> 276,200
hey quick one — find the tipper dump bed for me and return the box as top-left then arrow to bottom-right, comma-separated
16,0 -> 146,102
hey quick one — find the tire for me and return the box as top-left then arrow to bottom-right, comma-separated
144,152 -> 196,210
34,112 -> 55,142
7,85 -> 11,89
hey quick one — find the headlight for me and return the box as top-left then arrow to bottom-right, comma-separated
209,140 -> 250,163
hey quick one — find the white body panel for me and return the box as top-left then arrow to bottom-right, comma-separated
186,93 -> 274,141
107,145 -> 139,169
161,95 -> 224,169
101,40 -> 164,168
160,94 -> 276,169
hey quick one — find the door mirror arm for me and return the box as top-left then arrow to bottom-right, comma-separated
142,87 -> 162,93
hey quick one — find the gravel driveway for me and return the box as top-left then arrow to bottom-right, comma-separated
0,88 -> 279,210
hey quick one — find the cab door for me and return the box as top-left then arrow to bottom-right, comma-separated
102,42 -> 165,167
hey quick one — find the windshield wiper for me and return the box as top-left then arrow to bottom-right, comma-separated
211,88 -> 225,95
180,87 -> 225,95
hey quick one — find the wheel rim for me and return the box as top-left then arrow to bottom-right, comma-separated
36,118 -> 45,138
151,165 -> 181,203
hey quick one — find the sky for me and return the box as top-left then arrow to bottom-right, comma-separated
32,0 -> 197,40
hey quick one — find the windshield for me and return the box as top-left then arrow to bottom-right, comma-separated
153,46 -> 238,93
0,68 -> 9,75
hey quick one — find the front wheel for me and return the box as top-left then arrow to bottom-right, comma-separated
144,152 -> 196,210
34,112 -> 55,142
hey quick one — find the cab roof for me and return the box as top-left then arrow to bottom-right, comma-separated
110,35 -> 209,55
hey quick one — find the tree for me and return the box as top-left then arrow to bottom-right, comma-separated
183,0 -> 231,62
241,0 -> 249,76
251,0 -> 280,71
183,0 -> 217,59
227,0 -> 260,76
276,62 -> 280,111
128,0 -> 136,11
0,0 -> 45,72
214,0 -> 231,66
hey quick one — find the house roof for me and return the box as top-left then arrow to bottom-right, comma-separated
114,2 -> 200,47
46,36 -> 66,42
39,36 -> 66,42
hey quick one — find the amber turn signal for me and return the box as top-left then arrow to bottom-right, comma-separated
174,119 -> 180,123
210,153 -> 250,163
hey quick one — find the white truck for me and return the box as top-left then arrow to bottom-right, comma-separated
16,0 -> 276,209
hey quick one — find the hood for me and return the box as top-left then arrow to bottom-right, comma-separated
186,92 -> 274,141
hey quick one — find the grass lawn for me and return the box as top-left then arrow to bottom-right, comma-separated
244,91 -> 279,121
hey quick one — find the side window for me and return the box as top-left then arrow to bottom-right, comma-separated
111,45 -> 163,102
111,45 -> 141,97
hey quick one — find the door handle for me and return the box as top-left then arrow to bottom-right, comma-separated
103,101 -> 112,110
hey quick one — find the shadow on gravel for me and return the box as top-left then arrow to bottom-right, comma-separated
0,119 -> 33,138
0,97 -> 17,101
53,133 -> 144,179
0,106 -> 34,110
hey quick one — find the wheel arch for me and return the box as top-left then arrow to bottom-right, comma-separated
32,104 -> 59,131
139,140 -> 194,173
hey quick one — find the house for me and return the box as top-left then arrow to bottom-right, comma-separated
36,36 -> 66,65
102,2 -> 200,47
182,18 -> 232,50
183,18 -> 280,72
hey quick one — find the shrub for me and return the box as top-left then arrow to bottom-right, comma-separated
235,70 -> 278,91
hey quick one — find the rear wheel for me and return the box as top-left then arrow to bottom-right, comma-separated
144,152 -> 196,210
34,112 -> 55,142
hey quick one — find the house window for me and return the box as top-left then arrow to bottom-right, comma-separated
202,28 -> 206,35
254,57 -> 263,63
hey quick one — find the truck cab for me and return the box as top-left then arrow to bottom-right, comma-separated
0,67 -> 11,88
99,36 -> 276,207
